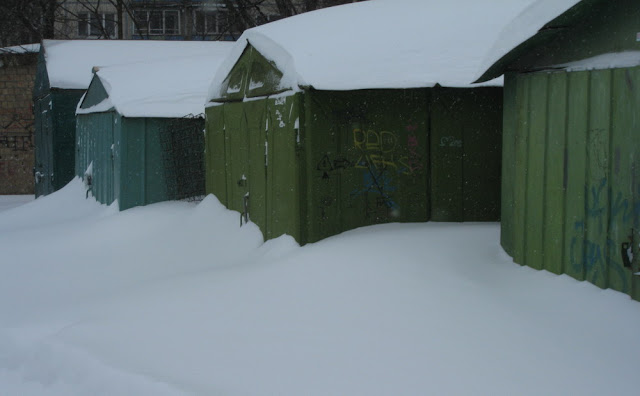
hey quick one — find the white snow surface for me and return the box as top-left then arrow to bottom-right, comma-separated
476,0 -> 583,81
76,46 -> 233,118
42,40 -> 232,90
1,179 -> 640,395
0,195 -> 34,213
0,43 -> 40,54
208,0 -> 540,100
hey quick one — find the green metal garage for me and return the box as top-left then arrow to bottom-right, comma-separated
76,45 -> 232,211
33,39 -> 231,197
205,0 -> 535,244
477,0 -> 640,300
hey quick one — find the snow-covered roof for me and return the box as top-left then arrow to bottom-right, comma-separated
475,0 -> 582,82
42,39 -> 232,90
77,44 -> 233,118
0,43 -> 40,55
555,51 -> 640,72
208,0 -> 539,100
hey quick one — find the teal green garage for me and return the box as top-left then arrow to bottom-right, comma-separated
76,45 -> 233,211
33,39 -> 232,197
204,1 -> 534,245
477,0 -> 640,300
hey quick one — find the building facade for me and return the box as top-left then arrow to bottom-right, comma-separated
55,1 -> 360,41
0,46 -> 39,194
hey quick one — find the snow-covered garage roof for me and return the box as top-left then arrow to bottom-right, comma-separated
77,44 -> 233,118
0,43 -> 40,55
42,39 -> 232,90
208,0 -> 539,100
475,0 -> 583,82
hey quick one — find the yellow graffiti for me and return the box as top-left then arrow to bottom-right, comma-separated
353,128 -> 412,174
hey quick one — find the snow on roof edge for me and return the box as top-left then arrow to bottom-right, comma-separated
207,32 -> 302,102
474,0 -> 583,82
79,50 -> 233,118
554,51 -> 640,72
42,39 -> 233,91
0,43 -> 40,54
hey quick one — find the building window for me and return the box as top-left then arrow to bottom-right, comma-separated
194,10 -> 229,35
78,12 -> 116,38
134,10 -> 181,36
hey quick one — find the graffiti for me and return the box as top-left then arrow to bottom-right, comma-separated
316,154 -> 333,179
274,110 -> 285,128
566,177 -> 640,293
610,191 -> 631,227
315,154 -> 353,179
588,128 -> 608,170
350,170 -> 398,212
353,128 -> 401,171
586,177 -> 607,232
312,124 -> 424,219
439,136 -> 463,148
333,157 -> 352,170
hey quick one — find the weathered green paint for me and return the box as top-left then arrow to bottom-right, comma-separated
215,45 -> 285,102
208,44 -> 503,244
500,73 -> 517,257
512,75 -> 530,266
503,66 -> 640,299
206,86 -> 502,245
563,71 -> 589,282
543,72 -> 567,275
431,87 -> 502,221
33,48 -> 84,196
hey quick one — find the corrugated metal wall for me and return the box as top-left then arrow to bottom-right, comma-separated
76,114 -> 172,211
205,87 -> 503,245
205,94 -> 302,241
502,66 -> 640,300
75,112 -> 115,205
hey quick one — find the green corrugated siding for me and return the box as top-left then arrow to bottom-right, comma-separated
75,111 -> 115,205
431,87 -> 502,221
206,88 -> 502,245
75,114 -> 182,211
504,66 -> 640,300
501,73 -> 518,256
204,95 -> 302,241
117,118 -> 169,210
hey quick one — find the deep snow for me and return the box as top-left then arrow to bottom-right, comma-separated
1,180 -> 639,395
0,195 -> 33,213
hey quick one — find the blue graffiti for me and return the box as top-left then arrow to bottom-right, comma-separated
610,191 -> 631,227
567,177 -> 637,293
350,170 -> 399,210
586,178 -> 607,233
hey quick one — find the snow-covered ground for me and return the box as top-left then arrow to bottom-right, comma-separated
0,195 -> 34,213
1,179 -> 639,395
